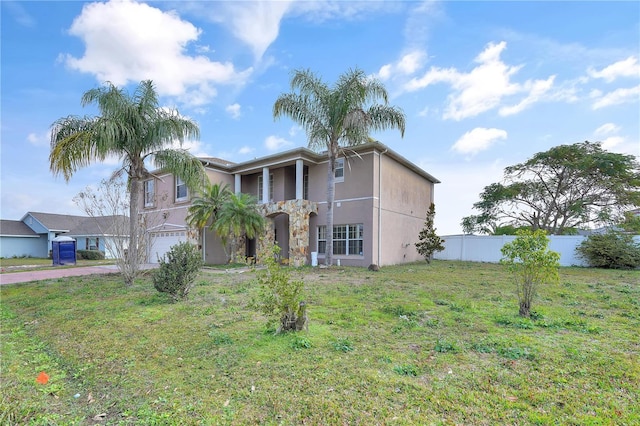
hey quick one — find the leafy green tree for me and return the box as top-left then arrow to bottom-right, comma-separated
576,232 -> 640,269
273,68 -> 406,266
214,192 -> 265,262
462,141 -> 640,235
501,229 -> 560,317
153,242 -> 203,301
50,80 -> 205,286
619,211 -> 640,234
415,203 -> 445,263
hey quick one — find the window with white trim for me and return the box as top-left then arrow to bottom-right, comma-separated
144,179 -> 155,207
175,177 -> 188,202
317,224 -> 363,255
258,174 -> 274,203
334,158 -> 345,182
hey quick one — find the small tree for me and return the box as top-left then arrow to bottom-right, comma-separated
153,242 -> 203,301
415,203 -> 445,263
576,232 -> 640,269
501,229 -> 560,317
254,241 -> 307,333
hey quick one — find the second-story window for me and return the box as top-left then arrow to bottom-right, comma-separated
334,158 -> 345,182
175,177 -> 188,202
303,173 -> 309,200
144,179 -> 155,207
258,174 -> 274,203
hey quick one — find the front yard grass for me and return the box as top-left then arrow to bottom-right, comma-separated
0,258 -> 114,273
1,261 -> 638,425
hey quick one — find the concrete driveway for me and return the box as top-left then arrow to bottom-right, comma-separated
0,264 -> 157,285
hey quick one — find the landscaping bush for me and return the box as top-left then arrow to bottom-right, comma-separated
253,242 -> 307,333
77,250 -> 105,260
501,229 -> 560,317
576,232 -> 640,269
152,242 -> 203,301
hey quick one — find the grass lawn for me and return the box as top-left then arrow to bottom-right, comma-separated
0,258 -> 114,273
1,261 -> 638,425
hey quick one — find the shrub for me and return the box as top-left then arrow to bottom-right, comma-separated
253,242 -> 307,333
576,232 -> 640,269
77,250 -> 105,260
501,229 -> 560,317
415,203 -> 445,263
152,242 -> 203,301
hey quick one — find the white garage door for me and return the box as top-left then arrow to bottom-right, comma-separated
149,230 -> 188,263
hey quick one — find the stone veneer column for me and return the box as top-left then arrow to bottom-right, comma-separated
257,217 -> 275,262
258,200 -> 317,267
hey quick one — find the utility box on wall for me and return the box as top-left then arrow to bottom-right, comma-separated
52,236 -> 76,266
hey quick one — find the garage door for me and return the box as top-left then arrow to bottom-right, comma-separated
149,230 -> 188,263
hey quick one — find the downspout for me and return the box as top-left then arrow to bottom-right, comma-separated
378,149 -> 388,266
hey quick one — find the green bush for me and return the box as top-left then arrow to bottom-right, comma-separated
253,241 -> 307,333
77,250 -> 105,260
576,232 -> 640,269
152,242 -> 203,301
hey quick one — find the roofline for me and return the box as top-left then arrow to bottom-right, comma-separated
0,234 -> 41,238
149,141 -> 440,184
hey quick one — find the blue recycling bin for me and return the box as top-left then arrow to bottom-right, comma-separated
52,236 -> 77,266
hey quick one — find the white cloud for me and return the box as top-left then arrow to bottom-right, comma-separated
64,0 -> 252,107
592,85 -> 640,109
226,103 -> 242,119
588,56 -> 640,83
26,131 -> 50,147
205,1 -> 293,60
594,123 -> 621,137
288,125 -> 301,137
238,146 -> 254,155
376,50 -> 426,81
452,127 -> 507,155
600,136 -> 625,150
404,41 -> 555,120
499,76 -> 555,116
264,135 -> 293,151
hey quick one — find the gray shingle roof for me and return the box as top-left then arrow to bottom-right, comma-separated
25,212 -> 128,236
0,220 -> 40,236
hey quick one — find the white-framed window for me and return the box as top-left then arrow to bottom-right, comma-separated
258,174 -> 274,203
317,224 -> 363,256
175,177 -> 188,202
334,158 -> 345,182
144,179 -> 155,207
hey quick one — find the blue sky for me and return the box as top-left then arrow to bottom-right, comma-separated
1,0 -> 639,234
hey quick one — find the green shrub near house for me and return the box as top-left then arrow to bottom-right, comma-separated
76,249 -> 105,260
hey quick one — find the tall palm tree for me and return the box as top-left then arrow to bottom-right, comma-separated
273,68 -> 406,266
214,192 -> 265,262
50,80 -> 206,285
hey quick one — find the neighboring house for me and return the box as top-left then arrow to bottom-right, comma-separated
141,141 -> 440,267
0,212 -> 127,259
0,219 -> 47,258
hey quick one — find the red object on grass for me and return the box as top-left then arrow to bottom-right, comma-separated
36,371 -> 49,385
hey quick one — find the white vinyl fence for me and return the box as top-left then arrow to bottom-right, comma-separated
434,235 -> 640,267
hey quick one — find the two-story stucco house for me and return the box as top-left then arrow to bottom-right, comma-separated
140,141 -> 439,267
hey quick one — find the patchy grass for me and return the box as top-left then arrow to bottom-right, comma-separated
1,261 -> 638,425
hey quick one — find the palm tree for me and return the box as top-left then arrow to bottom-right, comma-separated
214,192 -> 265,262
273,68 -> 406,265
186,182 -> 231,230
50,80 -> 206,285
